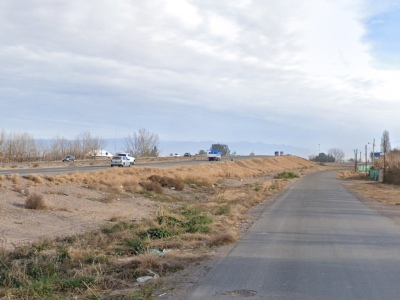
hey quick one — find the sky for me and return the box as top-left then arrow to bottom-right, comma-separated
1,0 -> 400,158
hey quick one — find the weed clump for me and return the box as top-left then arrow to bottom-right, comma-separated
208,230 -> 238,246
22,174 -> 43,184
148,175 -> 185,191
139,180 -> 164,193
25,193 -> 50,210
274,171 -> 299,179
123,237 -> 148,255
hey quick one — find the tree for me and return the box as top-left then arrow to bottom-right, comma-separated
210,144 -> 230,156
310,153 -> 335,163
124,128 -> 160,157
328,148 -> 345,162
198,150 -> 206,155
381,130 -> 391,182
2,131 -> 37,163
72,131 -> 106,159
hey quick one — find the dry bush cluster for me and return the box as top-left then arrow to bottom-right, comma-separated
373,150 -> 400,184
139,175 -> 185,193
25,193 -> 50,210
0,156 -> 317,299
337,170 -> 369,180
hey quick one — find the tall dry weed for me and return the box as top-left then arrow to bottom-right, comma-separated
25,193 -> 50,210
6,174 -> 20,185
207,229 -> 239,246
22,174 -> 43,185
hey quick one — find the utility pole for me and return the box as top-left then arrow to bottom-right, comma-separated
354,149 -> 358,172
365,144 -> 368,177
371,138 -> 375,166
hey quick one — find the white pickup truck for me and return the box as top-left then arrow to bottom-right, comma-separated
207,149 -> 221,161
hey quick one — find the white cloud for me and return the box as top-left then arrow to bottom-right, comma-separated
0,0 -> 400,157
162,0 -> 203,29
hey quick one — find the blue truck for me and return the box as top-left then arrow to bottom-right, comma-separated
207,149 -> 222,161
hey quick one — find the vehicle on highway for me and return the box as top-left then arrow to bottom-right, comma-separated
173,153 -> 181,157
207,149 -> 221,161
117,153 -> 135,165
184,152 -> 192,157
110,156 -> 131,167
62,155 -> 75,162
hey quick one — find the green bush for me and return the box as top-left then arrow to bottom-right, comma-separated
145,227 -> 173,239
102,221 -> 134,234
274,171 -> 299,179
185,215 -> 212,233
124,237 -> 147,255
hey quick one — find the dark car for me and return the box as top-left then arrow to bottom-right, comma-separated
62,155 -> 75,162
184,153 -> 192,157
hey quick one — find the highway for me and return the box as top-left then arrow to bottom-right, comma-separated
188,170 -> 400,300
0,157 -> 243,176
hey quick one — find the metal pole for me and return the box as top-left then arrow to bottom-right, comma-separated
372,138 -> 375,166
365,144 -> 368,177
354,149 -> 358,172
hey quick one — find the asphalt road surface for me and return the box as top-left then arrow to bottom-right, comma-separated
0,156 -> 250,176
188,170 -> 400,300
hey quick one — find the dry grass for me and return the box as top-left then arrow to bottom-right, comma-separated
207,229 -> 239,246
338,168 -> 400,206
140,180 -> 164,193
348,182 -> 400,206
0,156 -> 319,299
337,170 -> 369,179
22,174 -> 43,185
5,174 -> 20,185
25,193 -> 50,210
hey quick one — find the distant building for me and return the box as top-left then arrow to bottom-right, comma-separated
87,149 -> 113,158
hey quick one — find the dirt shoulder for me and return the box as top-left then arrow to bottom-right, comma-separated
339,172 -> 400,227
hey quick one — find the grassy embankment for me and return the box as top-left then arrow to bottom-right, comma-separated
0,156 -> 316,299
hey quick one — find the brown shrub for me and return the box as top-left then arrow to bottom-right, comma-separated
207,229 -> 239,247
122,180 -> 140,193
140,181 -> 163,194
148,175 -> 185,191
22,174 -> 43,184
6,174 -> 20,184
386,163 -> 400,185
25,193 -> 50,210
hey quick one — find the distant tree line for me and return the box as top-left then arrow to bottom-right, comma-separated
0,130 -> 106,163
0,128 -> 239,163
0,128 -> 163,163
309,148 -> 345,163
310,152 -> 335,163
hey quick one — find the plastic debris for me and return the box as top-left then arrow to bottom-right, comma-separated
149,249 -> 171,256
137,269 -> 159,283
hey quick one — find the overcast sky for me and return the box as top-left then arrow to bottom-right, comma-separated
1,0 -> 399,158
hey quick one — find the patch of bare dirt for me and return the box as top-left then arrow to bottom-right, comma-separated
0,181 -> 158,250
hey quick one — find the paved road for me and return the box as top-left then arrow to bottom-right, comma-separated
188,170 -> 400,300
0,156 -> 251,176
